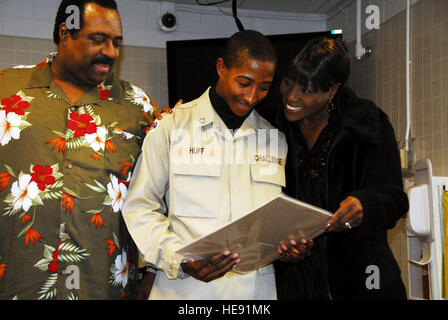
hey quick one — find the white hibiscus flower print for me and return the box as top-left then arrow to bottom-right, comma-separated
111,250 -> 128,288
10,174 -> 39,211
85,126 -> 107,152
0,110 -> 23,146
106,174 -> 127,213
128,84 -> 155,113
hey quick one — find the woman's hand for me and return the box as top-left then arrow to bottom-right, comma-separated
148,99 -> 183,127
152,106 -> 173,121
277,234 -> 314,263
324,196 -> 363,232
180,251 -> 240,282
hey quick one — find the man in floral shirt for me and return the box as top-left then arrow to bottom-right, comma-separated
0,0 -> 161,299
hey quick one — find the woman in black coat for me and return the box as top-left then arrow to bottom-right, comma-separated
271,37 -> 408,300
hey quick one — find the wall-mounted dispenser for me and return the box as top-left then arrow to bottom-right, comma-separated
407,159 -> 448,300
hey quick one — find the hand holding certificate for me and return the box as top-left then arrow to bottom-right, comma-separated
176,194 -> 332,273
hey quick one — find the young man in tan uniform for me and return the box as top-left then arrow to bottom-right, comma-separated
122,30 -> 287,299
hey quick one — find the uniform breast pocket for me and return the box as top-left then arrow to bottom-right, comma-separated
249,163 -> 286,207
171,163 -> 222,218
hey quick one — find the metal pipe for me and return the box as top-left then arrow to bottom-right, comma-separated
405,0 -> 411,150
355,0 -> 366,60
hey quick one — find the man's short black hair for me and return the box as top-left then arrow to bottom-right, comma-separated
53,0 -> 118,45
222,30 -> 277,69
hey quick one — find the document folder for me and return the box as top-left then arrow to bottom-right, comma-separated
176,193 -> 332,274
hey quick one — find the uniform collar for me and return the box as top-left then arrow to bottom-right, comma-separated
196,87 -> 216,127
196,87 -> 257,140
208,85 -> 251,131
25,52 -> 122,105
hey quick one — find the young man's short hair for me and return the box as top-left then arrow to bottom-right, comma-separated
222,30 -> 277,69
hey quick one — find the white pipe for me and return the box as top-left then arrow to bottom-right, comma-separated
405,0 -> 412,150
355,0 -> 366,60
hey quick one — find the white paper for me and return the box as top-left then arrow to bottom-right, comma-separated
175,193 -> 332,274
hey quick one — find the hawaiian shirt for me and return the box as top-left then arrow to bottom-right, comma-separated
0,53 -> 157,300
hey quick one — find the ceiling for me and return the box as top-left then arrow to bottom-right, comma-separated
156,0 -> 350,15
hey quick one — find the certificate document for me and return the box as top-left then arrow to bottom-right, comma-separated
176,193 -> 332,273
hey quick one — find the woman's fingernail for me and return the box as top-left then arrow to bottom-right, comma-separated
290,240 -> 297,246
223,251 -> 230,256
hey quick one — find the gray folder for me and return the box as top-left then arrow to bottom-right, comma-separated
175,193 -> 332,274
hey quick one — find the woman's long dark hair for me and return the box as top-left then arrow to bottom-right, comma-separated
284,37 -> 350,93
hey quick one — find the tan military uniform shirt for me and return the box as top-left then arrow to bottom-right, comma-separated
123,88 -> 287,300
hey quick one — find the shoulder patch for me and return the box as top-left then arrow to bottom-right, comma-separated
147,119 -> 159,134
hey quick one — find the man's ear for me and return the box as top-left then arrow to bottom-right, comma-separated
59,23 -> 69,42
216,58 -> 226,78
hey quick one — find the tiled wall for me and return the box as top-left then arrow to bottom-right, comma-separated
345,0 -> 448,296
348,0 -> 448,176
410,0 -> 448,177
118,45 -> 169,107
0,35 -> 169,107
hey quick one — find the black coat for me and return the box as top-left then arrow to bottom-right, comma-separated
271,86 -> 408,300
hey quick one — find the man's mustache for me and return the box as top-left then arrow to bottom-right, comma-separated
91,55 -> 115,67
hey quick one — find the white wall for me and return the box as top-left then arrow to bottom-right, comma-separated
0,0 -> 327,48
